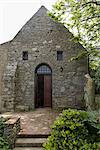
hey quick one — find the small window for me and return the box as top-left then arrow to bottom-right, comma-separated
23,51 -> 28,60
57,51 -> 63,61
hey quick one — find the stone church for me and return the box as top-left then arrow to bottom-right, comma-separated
0,6 -> 88,112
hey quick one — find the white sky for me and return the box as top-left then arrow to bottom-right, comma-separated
0,0 -> 57,44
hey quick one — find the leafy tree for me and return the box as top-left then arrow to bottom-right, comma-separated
48,0 -> 100,69
49,0 -> 100,93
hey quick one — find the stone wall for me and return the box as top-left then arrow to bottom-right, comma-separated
2,62 -> 17,112
84,74 -> 95,110
4,117 -> 20,148
0,6 -> 88,111
0,43 -> 8,112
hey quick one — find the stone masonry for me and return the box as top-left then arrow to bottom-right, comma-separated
0,6 -> 88,112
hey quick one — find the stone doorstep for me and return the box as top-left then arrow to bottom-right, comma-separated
14,148 -> 43,150
15,138 -> 47,147
18,133 -> 50,138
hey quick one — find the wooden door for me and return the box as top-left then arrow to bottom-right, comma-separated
35,75 -> 52,108
44,75 -> 52,107
38,75 -> 44,107
35,75 -> 38,107
35,75 -> 44,108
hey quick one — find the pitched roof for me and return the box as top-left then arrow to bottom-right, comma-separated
12,5 -> 69,42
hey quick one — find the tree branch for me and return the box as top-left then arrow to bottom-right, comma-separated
81,15 -> 100,22
82,1 -> 100,6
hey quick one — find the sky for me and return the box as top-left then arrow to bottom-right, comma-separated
0,0 -> 57,44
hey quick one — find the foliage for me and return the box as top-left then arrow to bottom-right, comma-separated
48,0 -> 100,58
48,0 -> 100,93
0,117 -> 11,150
43,109 -> 100,150
90,65 -> 100,93
93,66 -> 100,94
85,110 -> 100,136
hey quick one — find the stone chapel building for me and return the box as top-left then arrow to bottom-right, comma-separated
0,6 -> 88,112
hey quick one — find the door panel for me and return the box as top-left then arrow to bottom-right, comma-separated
44,75 -> 52,107
35,74 -> 52,108
38,75 -> 44,107
35,75 -> 38,107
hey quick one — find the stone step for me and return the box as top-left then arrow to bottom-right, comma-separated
15,138 -> 47,147
18,133 -> 50,138
14,147 -> 43,150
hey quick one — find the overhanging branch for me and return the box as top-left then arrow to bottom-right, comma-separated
81,15 -> 100,22
82,1 -> 100,6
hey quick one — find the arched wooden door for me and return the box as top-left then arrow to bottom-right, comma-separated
35,64 -> 52,108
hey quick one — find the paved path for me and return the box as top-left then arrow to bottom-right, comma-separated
2,108 -> 60,135
2,108 -> 60,150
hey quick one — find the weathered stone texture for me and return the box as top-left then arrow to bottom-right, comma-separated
0,43 -> 9,112
4,117 -> 20,148
0,6 -> 88,111
84,74 -> 95,110
2,62 -> 17,112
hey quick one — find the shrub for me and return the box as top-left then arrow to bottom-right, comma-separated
94,66 -> 100,94
0,117 -> 11,150
43,109 -> 100,150
91,66 -> 100,94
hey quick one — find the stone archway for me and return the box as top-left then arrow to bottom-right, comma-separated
35,64 -> 52,108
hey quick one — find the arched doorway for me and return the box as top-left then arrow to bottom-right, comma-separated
35,64 -> 52,108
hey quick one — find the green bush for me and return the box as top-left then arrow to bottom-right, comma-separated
0,117 -> 11,150
94,66 -> 100,94
43,109 -> 100,150
91,66 -> 100,94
